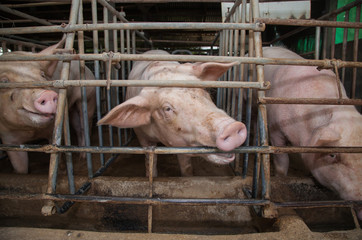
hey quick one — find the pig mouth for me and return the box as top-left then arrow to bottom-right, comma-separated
204,153 -> 235,165
20,108 -> 55,120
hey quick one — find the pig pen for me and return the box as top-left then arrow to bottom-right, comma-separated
0,0 -> 361,239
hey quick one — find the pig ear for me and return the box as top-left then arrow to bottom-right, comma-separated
311,126 -> 342,146
97,95 -> 151,128
38,35 -> 66,77
192,62 -> 239,81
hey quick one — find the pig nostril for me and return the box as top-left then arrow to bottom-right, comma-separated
41,100 -> 46,105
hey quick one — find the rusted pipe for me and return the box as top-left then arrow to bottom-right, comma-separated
0,4 -> 53,26
0,22 -> 265,35
256,17 -> 362,29
1,192 -> 361,209
1,53 -> 361,69
0,79 -> 270,90
1,144 -> 361,155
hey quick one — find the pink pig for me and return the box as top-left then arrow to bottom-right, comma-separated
98,50 -> 247,176
0,38 -> 96,174
263,47 -> 362,220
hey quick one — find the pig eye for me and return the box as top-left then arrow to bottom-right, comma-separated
162,104 -> 175,119
325,153 -> 339,163
164,106 -> 172,112
40,71 -> 46,79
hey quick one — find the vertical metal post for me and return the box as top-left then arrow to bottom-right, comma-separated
92,0 -> 105,166
352,5 -> 360,99
341,10 -> 349,85
103,5 -> 114,149
120,26 -> 127,145
217,30 -> 224,108
251,0 -> 271,202
1,41 -> 7,53
322,26 -> 328,59
43,0 -> 81,216
63,99 -> 75,194
126,29 -> 131,74
78,0 -> 93,179
330,15 -> 337,59
148,152 -> 155,233
113,15 -> 122,147
243,0 -> 255,178
315,27 -> 321,60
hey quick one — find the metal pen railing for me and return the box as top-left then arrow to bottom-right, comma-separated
0,0 -> 361,233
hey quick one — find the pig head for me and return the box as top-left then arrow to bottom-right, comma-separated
0,37 -> 96,173
98,50 -> 247,176
262,47 -> 362,220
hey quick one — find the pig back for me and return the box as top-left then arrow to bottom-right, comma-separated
127,50 -> 178,99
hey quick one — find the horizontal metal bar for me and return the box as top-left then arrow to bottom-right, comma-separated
0,79 -> 269,90
1,144 -> 361,155
0,22 -> 265,35
1,53 -> 361,69
259,97 -> 362,106
275,200 -> 362,209
0,36 -> 47,49
256,18 -> 362,29
0,192 -> 269,206
0,192 -> 360,209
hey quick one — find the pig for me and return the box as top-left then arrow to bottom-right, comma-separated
262,47 -> 362,220
0,38 -> 96,174
98,50 -> 247,176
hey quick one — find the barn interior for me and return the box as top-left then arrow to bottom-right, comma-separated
0,0 -> 361,239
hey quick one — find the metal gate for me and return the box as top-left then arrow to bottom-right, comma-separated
0,0 -> 361,237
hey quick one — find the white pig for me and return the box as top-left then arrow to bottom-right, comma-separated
98,50 -> 247,176
262,47 -> 362,220
0,38 -> 96,173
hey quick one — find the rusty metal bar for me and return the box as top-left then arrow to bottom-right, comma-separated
0,192 -> 270,206
2,53 -> 360,69
0,37 -> 47,49
1,192 -> 361,209
3,2 -> 70,8
2,144 -> 361,155
266,0 -> 361,46
252,0 -> 271,206
0,22 -> 266,35
224,0 -> 242,23
148,152 -> 155,233
319,0 -> 362,20
62,99 -> 75,195
341,10 -> 350,85
0,79 -> 269,90
352,5 -> 361,99
43,0 -> 81,217
91,0 -> 105,167
97,0 -> 151,46
78,0 -> 93,179
315,27 -> 321,59
259,97 -> 362,106
0,4 -> 53,26
255,17 -> 362,29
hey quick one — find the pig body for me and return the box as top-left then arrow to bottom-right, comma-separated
0,40 -> 96,173
263,47 -> 362,219
98,50 -> 247,176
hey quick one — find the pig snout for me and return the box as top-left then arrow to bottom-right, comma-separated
34,90 -> 58,114
216,121 -> 246,151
